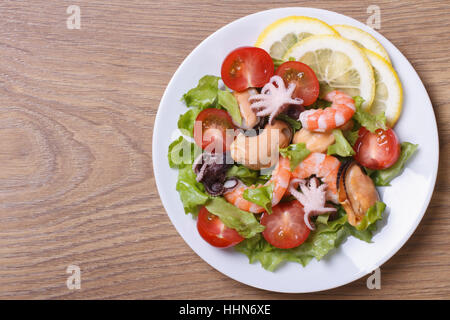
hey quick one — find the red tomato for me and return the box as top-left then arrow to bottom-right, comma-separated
354,127 -> 401,170
260,200 -> 310,249
221,47 -> 274,92
275,61 -> 320,106
193,108 -> 235,153
197,206 -> 244,248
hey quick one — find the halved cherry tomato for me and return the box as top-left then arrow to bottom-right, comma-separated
193,108 -> 235,153
260,200 -> 310,249
275,61 -> 319,106
354,127 -> 401,170
197,206 -> 244,248
221,47 -> 274,92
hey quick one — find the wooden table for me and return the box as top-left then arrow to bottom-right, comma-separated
0,0 -> 448,299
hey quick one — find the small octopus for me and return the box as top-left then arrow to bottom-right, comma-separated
192,152 -> 237,196
249,75 -> 304,125
289,177 -> 336,230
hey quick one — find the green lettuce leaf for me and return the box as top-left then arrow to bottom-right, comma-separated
168,136 -> 201,168
370,142 -> 418,186
227,165 -> 270,186
176,165 -> 210,216
169,137 -> 206,215
355,201 -> 386,231
344,224 -> 373,243
204,197 -> 265,238
235,234 -> 293,271
276,114 -> 302,132
344,128 -> 360,146
243,183 -> 274,214
279,143 -> 311,171
352,96 -> 387,132
315,213 -> 330,225
218,90 -> 242,125
177,107 -> 201,137
181,75 -> 243,132
327,129 -> 356,157
182,75 -> 220,108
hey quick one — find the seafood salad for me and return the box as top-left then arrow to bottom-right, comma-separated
167,16 -> 418,271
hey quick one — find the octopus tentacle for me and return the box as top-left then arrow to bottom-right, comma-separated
248,75 -> 304,124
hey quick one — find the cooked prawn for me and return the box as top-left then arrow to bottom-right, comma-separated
291,152 -> 341,203
299,90 -> 355,132
224,156 -> 291,213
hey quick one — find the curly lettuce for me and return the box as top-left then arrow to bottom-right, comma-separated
279,143 -> 311,171
327,129 -> 355,157
352,96 -> 387,132
176,165 -> 210,216
168,136 -> 201,169
205,197 -> 265,238
181,75 -> 241,126
344,128 -> 360,146
243,183 -> 274,214
178,107 -> 201,137
355,201 -> 386,231
217,90 -> 242,125
227,165 -> 270,186
182,75 -> 220,109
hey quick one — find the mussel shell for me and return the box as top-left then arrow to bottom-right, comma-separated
336,160 -> 353,189
337,161 -> 379,226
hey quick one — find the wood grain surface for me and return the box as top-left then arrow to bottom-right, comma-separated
0,0 -> 448,299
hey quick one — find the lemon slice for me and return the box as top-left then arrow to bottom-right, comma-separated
255,16 -> 338,60
364,49 -> 403,127
284,35 -> 375,110
333,24 -> 391,64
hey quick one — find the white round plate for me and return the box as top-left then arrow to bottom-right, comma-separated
152,8 -> 438,293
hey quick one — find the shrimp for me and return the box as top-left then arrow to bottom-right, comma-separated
299,90 -> 355,132
224,156 -> 291,213
291,152 -> 341,203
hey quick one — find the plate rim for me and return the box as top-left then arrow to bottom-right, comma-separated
152,7 -> 439,293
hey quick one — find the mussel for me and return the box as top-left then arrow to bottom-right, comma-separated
337,161 -> 379,226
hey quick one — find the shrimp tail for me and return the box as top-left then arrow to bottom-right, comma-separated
299,90 -> 355,132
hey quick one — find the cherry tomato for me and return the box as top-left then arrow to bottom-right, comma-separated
354,127 -> 401,170
197,206 -> 244,248
275,61 -> 320,106
193,108 -> 235,153
260,200 -> 310,249
221,47 -> 274,92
